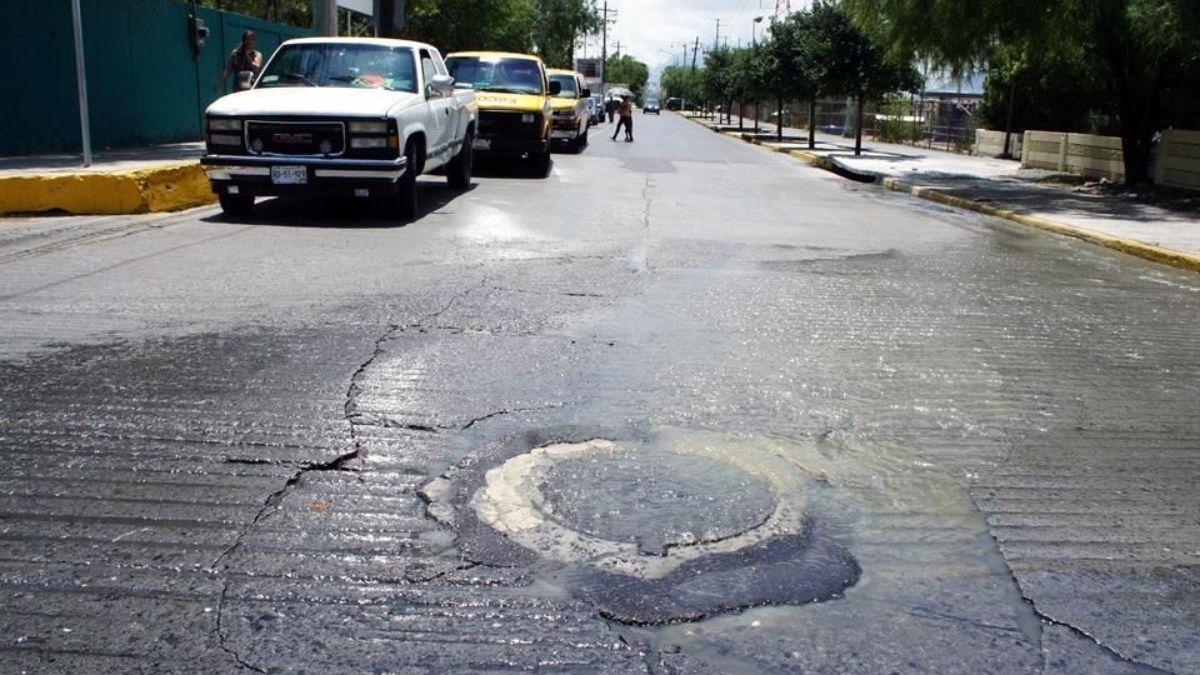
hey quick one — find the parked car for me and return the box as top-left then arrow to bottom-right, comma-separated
201,37 -> 477,220
666,97 -> 683,111
547,69 -> 592,153
445,51 -> 556,177
588,95 -> 605,125
644,99 -> 661,115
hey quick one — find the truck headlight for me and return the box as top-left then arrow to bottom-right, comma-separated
350,137 -> 388,149
208,118 -> 241,131
521,113 -> 536,123
349,121 -> 388,134
208,133 -> 241,146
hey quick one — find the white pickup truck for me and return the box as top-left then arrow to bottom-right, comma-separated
201,38 -> 477,220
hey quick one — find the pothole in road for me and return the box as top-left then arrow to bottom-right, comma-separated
422,428 -> 860,624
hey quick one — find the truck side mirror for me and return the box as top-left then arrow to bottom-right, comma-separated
548,80 -> 562,96
581,88 -> 592,98
427,74 -> 455,98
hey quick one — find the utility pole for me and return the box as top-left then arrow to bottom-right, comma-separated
774,0 -> 790,22
691,37 -> 700,71
318,0 -> 337,36
600,2 -> 618,99
70,0 -> 92,167
713,18 -> 722,52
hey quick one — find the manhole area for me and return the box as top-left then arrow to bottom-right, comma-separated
538,448 -> 776,555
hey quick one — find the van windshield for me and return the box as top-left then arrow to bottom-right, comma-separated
446,56 -> 544,95
258,43 -> 418,92
549,74 -> 578,98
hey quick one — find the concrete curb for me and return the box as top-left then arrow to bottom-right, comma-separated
677,112 -> 1200,273
0,162 -> 215,216
880,177 -> 1200,273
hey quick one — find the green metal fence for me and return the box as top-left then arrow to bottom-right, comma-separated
0,0 -> 313,156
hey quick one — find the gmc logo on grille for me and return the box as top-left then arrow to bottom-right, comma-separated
272,133 -> 314,144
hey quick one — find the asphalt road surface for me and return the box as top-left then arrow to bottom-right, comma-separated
2,113 -> 1199,674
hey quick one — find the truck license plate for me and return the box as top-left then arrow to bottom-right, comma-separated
271,166 -> 307,185
472,138 -> 492,151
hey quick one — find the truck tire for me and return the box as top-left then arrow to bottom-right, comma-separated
446,130 -> 473,190
396,143 -> 419,221
529,146 -> 552,178
218,193 -> 254,217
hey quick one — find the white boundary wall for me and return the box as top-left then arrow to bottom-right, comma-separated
974,130 -> 1022,158
1154,129 -> 1200,192
1021,131 -> 1125,182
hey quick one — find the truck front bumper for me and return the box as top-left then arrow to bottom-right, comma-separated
201,155 -> 408,198
472,137 -> 550,156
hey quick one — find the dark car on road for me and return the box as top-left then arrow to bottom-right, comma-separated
644,99 -> 661,115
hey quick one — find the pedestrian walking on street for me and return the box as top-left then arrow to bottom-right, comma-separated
611,96 -> 634,142
214,30 -> 263,92
605,97 -> 620,124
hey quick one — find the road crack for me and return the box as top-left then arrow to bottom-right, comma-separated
214,580 -> 266,673
966,494 -> 1174,674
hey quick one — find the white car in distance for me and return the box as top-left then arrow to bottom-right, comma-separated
202,38 -> 478,220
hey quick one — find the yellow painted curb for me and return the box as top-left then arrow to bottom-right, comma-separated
880,177 -> 1200,273
0,162 -> 215,216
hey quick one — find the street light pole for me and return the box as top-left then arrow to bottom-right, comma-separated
70,0 -> 92,167
599,2 -> 618,101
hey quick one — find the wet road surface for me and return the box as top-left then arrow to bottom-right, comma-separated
1,113 -> 1199,673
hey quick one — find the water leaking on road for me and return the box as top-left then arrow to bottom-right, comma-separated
424,425 -> 1044,663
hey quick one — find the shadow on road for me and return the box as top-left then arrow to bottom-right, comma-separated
203,180 -> 475,228
472,156 -> 554,180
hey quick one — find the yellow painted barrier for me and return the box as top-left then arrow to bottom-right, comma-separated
0,162 -> 215,216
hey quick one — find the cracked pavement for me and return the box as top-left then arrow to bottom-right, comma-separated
1,114 -> 1198,673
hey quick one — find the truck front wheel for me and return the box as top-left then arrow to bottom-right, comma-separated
529,146 -> 552,178
218,193 -> 254,217
396,143 -> 419,221
446,130 -> 473,190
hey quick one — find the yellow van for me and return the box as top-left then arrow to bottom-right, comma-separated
445,51 -> 556,176
546,69 -> 592,153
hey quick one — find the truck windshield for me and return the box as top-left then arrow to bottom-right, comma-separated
548,74 -> 578,98
258,43 -> 417,93
445,56 -> 544,95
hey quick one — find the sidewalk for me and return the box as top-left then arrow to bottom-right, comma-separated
686,113 -> 1200,272
0,143 -> 213,216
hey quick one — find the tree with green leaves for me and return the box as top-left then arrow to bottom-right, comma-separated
661,65 -> 703,108
732,46 -> 772,131
531,0 -> 603,67
605,54 -> 650,102
841,0 -> 1200,185
702,46 -> 737,124
762,12 -> 822,142
808,3 -> 920,155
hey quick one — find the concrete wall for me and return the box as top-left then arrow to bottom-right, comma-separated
974,129 -> 1022,158
1021,130 -> 1125,182
0,0 -> 313,156
1154,129 -> 1200,192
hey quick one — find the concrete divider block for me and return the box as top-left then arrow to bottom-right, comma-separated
0,163 -> 214,216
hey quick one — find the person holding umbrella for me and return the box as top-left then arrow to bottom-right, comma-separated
611,95 -> 634,142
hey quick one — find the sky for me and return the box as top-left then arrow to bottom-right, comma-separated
576,0 -> 815,84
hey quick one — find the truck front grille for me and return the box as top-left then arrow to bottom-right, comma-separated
478,111 -> 542,140
246,121 -> 346,157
